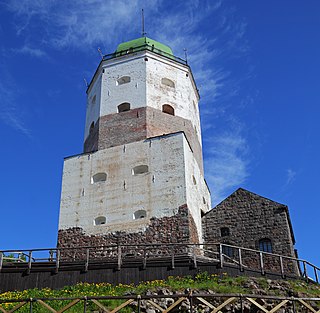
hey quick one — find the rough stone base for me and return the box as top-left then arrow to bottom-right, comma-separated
58,205 -> 200,260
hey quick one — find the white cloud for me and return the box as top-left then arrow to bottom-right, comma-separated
0,73 -> 31,137
285,168 -> 297,187
13,45 -> 47,58
204,120 -> 249,205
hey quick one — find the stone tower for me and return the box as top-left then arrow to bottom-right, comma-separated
58,37 -> 211,248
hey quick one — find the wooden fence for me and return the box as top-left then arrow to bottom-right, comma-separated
0,293 -> 320,313
0,243 -> 319,282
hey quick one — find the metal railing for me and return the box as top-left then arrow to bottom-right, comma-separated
1,293 -> 320,313
0,243 -> 318,282
102,43 -> 188,65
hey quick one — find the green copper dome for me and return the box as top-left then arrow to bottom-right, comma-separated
115,37 -> 174,56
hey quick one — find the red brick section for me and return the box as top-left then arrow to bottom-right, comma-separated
57,204 -> 200,260
83,107 -> 204,174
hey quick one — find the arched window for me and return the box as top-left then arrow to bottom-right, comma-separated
132,165 -> 149,175
220,227 -> 230,237
92,172 -> 107,183
162,104 -> 174,116
89,121 -> 95,134
94,216 -> 106,225
192,175 -> 197,185
259,238 -> 272,253
116,76 -> 131,85
133,210 -> 147,220
118,102 -> 130,113
161,78 -> 175,88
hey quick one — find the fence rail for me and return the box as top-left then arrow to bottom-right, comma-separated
1,293 -> 320,313
0,243 -> 319,283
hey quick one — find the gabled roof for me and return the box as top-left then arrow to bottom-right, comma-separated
205,187 -> 296,244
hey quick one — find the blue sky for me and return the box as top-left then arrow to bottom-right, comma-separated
0,0 -> 319,268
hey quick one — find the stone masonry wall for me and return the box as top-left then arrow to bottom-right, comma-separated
83,107 -> 203,174
58,204 -> 199,260
203,188 -> 298,275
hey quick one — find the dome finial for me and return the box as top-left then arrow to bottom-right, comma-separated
141,9 -> 147,37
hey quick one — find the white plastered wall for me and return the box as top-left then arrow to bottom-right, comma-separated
145,53 -> 202,145
59,133 -> 188,235
183,136 -> 211,242
84,51 -> 202,146
84,75 -> 102,139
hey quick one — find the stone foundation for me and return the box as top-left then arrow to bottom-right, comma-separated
58,204 -> 200,260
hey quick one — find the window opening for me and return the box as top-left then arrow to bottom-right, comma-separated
92,172 -> 107,183
220,227 -> 230,237
89,121 -> 95,134
94,216 -> 106,225
192,175 -> 197,185
133,210 -> 147,220
92,95 -> 96,104
161,78 -> 175,88
222,245 -> 234,258
132,165 -> 149,175
259,238 -> 272,253
116,76 -> 131,85
162,104 -> 174,116
118,102 -> 130,113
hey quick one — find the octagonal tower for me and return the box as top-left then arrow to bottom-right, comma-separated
58,37 -> 211,248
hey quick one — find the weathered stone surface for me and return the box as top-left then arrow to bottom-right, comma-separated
58,205 -> 199,259
203,188 -> 298,275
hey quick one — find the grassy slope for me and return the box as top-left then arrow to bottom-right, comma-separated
0,274 -> 319,312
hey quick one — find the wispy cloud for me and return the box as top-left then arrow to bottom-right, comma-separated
204,119 -> 249,205
4,0 -> 159,50
0,69 -> 31,137
284,168 -> 297,187
3,0 -> 252,200
13,44 -> 47,58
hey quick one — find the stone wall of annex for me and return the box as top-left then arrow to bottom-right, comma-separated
202,188 -> 298,275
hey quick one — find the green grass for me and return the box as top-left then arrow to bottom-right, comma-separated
0,273 -> 319,312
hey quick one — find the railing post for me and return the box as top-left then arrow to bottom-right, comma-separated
171,245 -> 175,269
0,252 -> 3,272
27,251 -> 32,275
240,294 -> 244,313
55,249 -> 60,274
117,244 -> 122,271
142,246 -> 147,270
189,290 -> 194,313
219,244 -> 224,268
84,248 -> 89,273
280,256 -> 285,278
193,246 -> 197,269
137,295 -> 141,313
238,248 -> 243,272
83,296 -> 87,313
314,267 -> 319,284
259,252 -> 265,275
303,261 -> 308,280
